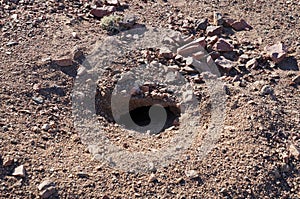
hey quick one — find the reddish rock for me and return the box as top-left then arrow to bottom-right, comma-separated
206,26 -> 223,36
159,47 -> 174,59
90,6 -> 116,18
224,18 -> 252,31
213,38 -> 234,52
264,42 -> 287,63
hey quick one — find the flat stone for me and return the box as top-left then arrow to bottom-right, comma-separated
159,47 -> 173,59
196,18 -> 208,30
12,165 -> 26,177
106,0 -> 119,6
54,57 -> 73,67
90,6 -> 116,18
213,38 -> 234,52
246,58 -> 258,68
292,75 -> 300,84
289,144 -> 300,160
213,12 -> 223,26
215,56 -> 234,73
260,85 -> 274,95
38,179 -> 55,191
185,170 -> 199,179
40,187 -> 57,199
264,42 -> 287,63
3,157 -> 14,167
206,26 -> 223,36
6,41 -> 18,46
231,19 -> 252,31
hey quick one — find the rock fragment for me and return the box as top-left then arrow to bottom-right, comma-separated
213,38 -> 234,52
106,0 -> 119,6
246,58 -> 258,68
292,75 -> 300,84
159,47 -> 173,59
196,18 -> 208,30
54,57 -> 73,67
225,18 -> 252,31
213,12 -> 223,26
90,6 -> 116,18
12,165 -> 26,177
260,85 -> 274,95
215,56 -> 234,73
185,170 -> 199,179
264,42 -> 287,63
206,25 -> 223,36
3,157 -> 14,167
38,179 -> 57,199
289,144 -> 300,160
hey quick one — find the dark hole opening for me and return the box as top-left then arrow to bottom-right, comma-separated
118,105 -> 180,133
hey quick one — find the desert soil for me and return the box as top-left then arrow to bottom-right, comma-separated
0,0 -> 300,198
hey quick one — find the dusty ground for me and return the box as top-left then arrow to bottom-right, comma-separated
0,0 -> 300,198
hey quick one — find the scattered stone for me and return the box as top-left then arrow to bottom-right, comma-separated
206,35 -> 219,46
260,85 -> 274,95
77,65 -> 87,76
54,57 -> 73,67
40,186 -> 57,199
159,47 -> 173,59
148,173 -> 157,182
206,26 -> 223,36
119,15 -> 137,29
3,157 -> 14,167
73,48 -> 84,60
264,42 -> 287,63
185,170 -> 199,179
6,41 -> 18,47
12,165 -> 26,177
196,18 -> 208,30
168,65 -> 180,71
246,58 -> 258,68
215,56 -> 234,73
32,96 -> 44,104
292,75 -> 300,84
225,18 -> 252,31
213,38 -> 234,52
90,6 -> 116,18
41,124 -> 50,131
38,179 -> 55,191
183,66 -> 196,73
71,32 -> 79,39
289,144 -> 300,160
77,172 -> 89,178
106,0 -> 119,6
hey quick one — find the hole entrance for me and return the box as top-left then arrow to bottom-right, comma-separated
117,105 -> 180,132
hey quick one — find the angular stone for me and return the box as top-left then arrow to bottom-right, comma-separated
40,187 -> 57,199
90,6 -> 116,18
159,47 -> 174,59
224,18 -> 252,31
178,44 -> 204,57
38,179 -> 55,191
215,56 -> 234,73
196,18 -> 208,30
106,0 -> 119,6
206,26 -> 223,36
12,165 -> 26,177
185,170 -> 199,179
54,57 -> 73,67
264,42 -> 287,63
292,75 -> 300,84
246,58 -> 258,68
3,157 -> 14,167
213,38 -> 234,52
289,144 -> 300,160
